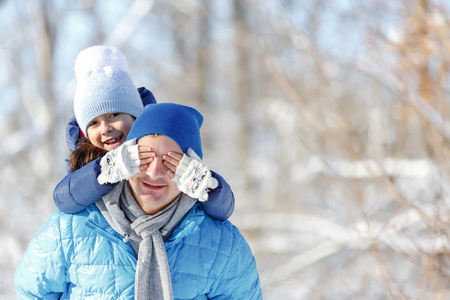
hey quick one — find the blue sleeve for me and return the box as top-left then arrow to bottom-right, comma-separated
208,225 -> 262,299
53,158 -> 115,213
66,115 -> 80,152
63,116 -> 80,174
14,211 -> 66,299
198,171 -> 235,221
138,86 -> 157,106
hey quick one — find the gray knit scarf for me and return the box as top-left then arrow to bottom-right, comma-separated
96,181 -> 197,300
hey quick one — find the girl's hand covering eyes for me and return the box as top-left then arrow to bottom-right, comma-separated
169,148 -> 218,202
98,139 -> 141,184
138,146 -> 156,171
162,151 -> 183,178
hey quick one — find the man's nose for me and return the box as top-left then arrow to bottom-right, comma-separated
146,157 -> 166,178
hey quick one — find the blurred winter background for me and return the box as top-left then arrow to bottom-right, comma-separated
1,0 -> 450,299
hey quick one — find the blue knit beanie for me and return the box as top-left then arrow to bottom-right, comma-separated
73,45 -> 143,137
127,103 -> 204,159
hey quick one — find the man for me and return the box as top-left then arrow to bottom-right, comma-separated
15,103 -> 262,300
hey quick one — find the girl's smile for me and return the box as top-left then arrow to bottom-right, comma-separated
87,112 -> 135,151
103,135 -> 124,147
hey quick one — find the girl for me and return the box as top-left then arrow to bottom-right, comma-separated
53,45 -> 234,220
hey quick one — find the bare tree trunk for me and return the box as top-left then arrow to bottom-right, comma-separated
233,0 -> 251,198
195,2 -> 211,150
31,0 -> 55,183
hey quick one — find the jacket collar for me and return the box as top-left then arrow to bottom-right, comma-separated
165,202 -> 204,247
85,202 -> 205,248
85,205 -> 132,246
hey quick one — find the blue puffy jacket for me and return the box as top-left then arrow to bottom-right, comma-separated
15,203 -> 262,299
53,87 -> 235,220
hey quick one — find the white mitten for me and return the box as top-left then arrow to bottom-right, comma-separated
98,139 -> 140,185
173,148 -> 218,202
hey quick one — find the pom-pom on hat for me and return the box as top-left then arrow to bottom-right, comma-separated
127,103 -> 204,159
73,45 -> 143,137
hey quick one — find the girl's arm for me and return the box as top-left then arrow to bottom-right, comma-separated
163,152 -> 235,221
201,171 -> 235,221
54,158 -> 115,213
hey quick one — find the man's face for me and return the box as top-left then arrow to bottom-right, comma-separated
129,134 -> 182,215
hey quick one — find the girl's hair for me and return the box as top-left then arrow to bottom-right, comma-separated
69,137 -> 107,172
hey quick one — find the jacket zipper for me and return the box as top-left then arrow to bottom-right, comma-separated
85,220 -> 135,256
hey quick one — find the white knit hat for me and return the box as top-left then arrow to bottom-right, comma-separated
73,45 -> 143,137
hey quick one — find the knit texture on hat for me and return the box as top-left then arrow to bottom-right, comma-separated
73,45 -> 143,137
127,103 -> 204,159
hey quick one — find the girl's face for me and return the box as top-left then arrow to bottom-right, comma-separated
87,112 -> 135,151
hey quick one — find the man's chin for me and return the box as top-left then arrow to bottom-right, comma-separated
137,196 -> 169,215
